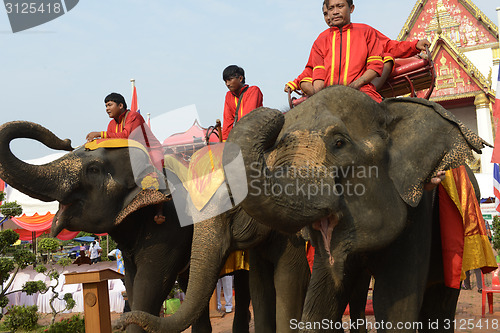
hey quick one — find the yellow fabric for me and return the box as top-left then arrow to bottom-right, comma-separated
220,250 -> 250,276
185,144 -> 226,211
163,155 -> 189,184
85,138 -> 150,156
441,167 -> 497,280
441,169 -> 463,216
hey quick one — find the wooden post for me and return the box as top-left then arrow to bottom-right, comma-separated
65,269 -> 124,333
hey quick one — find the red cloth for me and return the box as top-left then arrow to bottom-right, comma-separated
375,30 -> 419,60
438,185 -> 465,289
101,110 -> 164,170
130,86 -> 138,113
286,67 -> 313,92
222,85 -> 263,141
306,23 -> 384,102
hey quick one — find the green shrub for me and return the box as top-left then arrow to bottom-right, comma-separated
3,305 -> 39,332
492,216 -> 500,252
45,314 -> 85,333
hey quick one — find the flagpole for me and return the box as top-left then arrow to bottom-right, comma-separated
130,79 -> 135,95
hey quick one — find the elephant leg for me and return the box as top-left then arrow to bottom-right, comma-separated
300,253 -> 351,333
177,270 -> 212,333
419,283 -> 459,333
273,238 -> 310,333
371,193 -> 434,332
233,270 -> 251,333
249,249 -> 277,333
347,269 -> 371,333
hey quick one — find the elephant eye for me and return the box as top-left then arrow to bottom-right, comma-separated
335,139 -> 345,148
87,165 -> 100,174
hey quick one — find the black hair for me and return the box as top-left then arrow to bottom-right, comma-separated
222,65 -> 246,84
325,0 -> 353,7
105,92 -> 127,110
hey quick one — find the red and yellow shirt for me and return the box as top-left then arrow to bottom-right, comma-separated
222,85 -> 263,141
102,110 -> 164,170
307,23 -> 384,102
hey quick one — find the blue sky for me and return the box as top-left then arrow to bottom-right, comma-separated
1,0 -> 498,160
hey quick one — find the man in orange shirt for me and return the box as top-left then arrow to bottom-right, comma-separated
86,92 -> 164,171
307,0 -> 384,102
285,1 -> 430,98
221,65 -> 263,141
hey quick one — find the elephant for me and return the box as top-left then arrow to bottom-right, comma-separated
223,85 -> 490,332
0,121 -> 252,333
116,161 -> 312,333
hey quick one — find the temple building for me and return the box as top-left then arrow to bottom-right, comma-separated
397,0 -> 498,193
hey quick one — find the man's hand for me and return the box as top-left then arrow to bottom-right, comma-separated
348,79 -> 364,90
86,131 -> 101,142
424,171 -> 446,191
284,85 -> 292,93
416,39 -> 431,51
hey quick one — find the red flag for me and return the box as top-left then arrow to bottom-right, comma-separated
131,86 -> 138,113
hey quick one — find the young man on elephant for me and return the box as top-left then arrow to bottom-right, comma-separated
221,65 -> 263,141
86,92 -> 166,223
285,1 -> 431,98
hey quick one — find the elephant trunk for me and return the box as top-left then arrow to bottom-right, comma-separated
0,121 -> 75,202
224,108 -> 334,234
117,217 -> 229,333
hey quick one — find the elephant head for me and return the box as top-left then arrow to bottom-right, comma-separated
226,85 -> 489,275
0,121 -> 169,236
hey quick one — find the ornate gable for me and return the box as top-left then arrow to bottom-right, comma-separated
416,34 -> 495,102
398,0 -> 498,51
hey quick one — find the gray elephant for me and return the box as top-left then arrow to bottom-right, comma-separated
116,160 -> 312,332
223,85 -> 490,332
0,121 -> 253,333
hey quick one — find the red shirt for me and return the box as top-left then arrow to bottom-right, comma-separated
307,23 -> 384,102
222,85 -> 263,141
102,110 -> 164,170
286,67 -> 313,92
375,29 -> 419,64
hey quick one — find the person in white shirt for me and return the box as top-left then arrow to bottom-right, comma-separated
88,240 -> 102,264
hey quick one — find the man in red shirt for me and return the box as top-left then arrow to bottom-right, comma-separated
86,93 -> 165,223
221,65 -> 263,141
307,0 -> 384,102
285,1 -> 430,98
86,93 -> 164,171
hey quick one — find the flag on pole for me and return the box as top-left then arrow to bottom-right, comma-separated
131,85 -> 139,113
494,164 -> 500,212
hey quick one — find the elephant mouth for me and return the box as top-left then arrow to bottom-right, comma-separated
312,213 -> 340,266
52,202 -> 78,236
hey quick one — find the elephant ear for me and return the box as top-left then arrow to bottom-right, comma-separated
382,97 -> 491,207
115,189 -> 171,226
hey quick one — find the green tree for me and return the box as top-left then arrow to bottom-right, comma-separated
492,216 -> 500,252
0,191 -> 23,225
0,191 -> 42,319
35,257 -> 75,325
38,237 -> 60,263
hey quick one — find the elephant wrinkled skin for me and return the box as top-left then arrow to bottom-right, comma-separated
226,85 -> 490,332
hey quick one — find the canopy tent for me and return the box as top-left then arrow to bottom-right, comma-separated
2,152 -> 105,240
73,236 -> 95,243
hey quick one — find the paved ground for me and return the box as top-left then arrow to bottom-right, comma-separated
32,267 -> 500,332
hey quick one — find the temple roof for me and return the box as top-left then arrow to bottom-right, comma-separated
397,0 -> 498,51
417,33 -> 495,102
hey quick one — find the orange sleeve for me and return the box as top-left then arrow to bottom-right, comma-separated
222,92 -> 235,141
102,112 -> 144,139
365,28 -> 384,76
